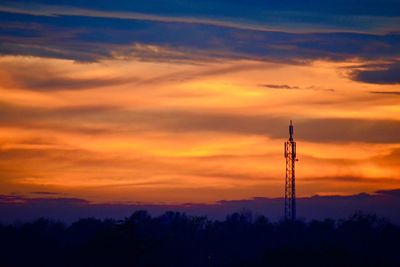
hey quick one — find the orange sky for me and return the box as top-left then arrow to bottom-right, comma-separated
0,55 -> 399,203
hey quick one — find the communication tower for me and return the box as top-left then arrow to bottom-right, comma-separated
284,121 -> 298,221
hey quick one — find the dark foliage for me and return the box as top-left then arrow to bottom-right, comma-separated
0,211 -> 399,267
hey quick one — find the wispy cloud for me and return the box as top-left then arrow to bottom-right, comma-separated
261,84 -> 300,90
369,91 -> 400,96
349,61 -> 400,84
260,84 -> 335,92
0,2 -> 399,66
1,67 -> 137,91
2,1 -> 399,34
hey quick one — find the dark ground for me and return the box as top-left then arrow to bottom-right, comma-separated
1,211 -> 399,267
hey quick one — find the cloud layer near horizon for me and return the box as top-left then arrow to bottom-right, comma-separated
1,189 -> 399,224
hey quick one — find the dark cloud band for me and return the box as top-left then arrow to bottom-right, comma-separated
0,1 -> 399,86
1,102 -> 399,143
350,62 -> 400,84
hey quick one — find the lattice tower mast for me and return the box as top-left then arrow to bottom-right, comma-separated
284,120 -> 298,221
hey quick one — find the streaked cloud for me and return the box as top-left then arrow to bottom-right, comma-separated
1,100 -> 399,143
350,61 -> 400,84
0,1 -> 399,73
260,84 -> 335,92
1,1 -> 399,33
369,91 -> 400,96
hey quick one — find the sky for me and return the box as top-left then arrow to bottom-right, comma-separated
0,0 -> 399,205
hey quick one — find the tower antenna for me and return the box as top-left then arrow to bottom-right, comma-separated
284,120 -> 298,221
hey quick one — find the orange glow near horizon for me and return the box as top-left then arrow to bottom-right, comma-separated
0,55 -> 399,203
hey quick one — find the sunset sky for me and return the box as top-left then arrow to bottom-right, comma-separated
0,0 -> 399,204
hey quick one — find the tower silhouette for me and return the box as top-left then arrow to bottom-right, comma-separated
284,121 -> 297,221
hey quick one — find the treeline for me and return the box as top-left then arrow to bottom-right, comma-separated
0,211 -> 399,267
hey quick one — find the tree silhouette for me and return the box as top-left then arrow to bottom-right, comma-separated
0,211 -> 399,267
